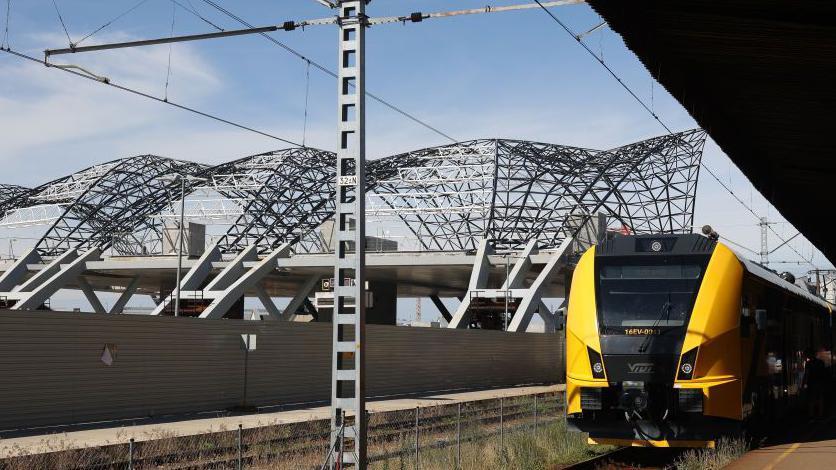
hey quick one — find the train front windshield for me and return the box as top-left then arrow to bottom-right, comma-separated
597,262 -> 705,331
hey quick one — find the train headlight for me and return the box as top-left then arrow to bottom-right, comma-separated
677,347 -> 699,380
587,347 -> 606,379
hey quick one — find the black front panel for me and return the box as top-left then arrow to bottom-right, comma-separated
602,354 -> 678,383
594,234 -> 714,384
597,233 -> 716,257
600,331 -> 684,354
600,334 -> 683,383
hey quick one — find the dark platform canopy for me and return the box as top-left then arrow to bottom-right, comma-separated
586,0 -> 836,263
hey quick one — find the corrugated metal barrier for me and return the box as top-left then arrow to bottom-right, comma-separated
0,311 -> 562,431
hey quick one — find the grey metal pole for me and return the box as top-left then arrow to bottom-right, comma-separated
174,177 -> 186,317
242,343 -> 249,409
415,406 -> 420,470
504,255 -> 509,331
534,394 -> 538,434
128,438 -> 134,470
456,403 -> 461,469
237,423 -> 243,470
499,397 -> 504,454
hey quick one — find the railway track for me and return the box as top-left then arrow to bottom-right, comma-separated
3,395 -> 563,470
561,446 -> 687,470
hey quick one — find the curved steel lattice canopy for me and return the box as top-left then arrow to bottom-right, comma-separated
1,130 -> 705,256
17,156 -> 206,256
205,148 -> 338,254
0,184 -> 31,215
370,129 -> 706,251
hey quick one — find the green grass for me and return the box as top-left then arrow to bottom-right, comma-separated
502,418 -> 615,469
369,417 -> 615,470
673,436 -> 749,470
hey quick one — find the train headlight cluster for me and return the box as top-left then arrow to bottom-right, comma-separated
677,347 -> 699,380
587,347 -> 606,379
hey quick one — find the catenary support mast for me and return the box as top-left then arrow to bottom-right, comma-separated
330,1 -> 367,467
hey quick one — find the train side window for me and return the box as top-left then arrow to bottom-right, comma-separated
755,309 -> 768,331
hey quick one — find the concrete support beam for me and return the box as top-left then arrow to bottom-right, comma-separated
199,244 -> 291,319
16,249 -> 80,293
180,244 -> 221,291
151,244 -> 222,315
0,248 -> 41,292
109,277 -> 140,314
448,239 -> 493,329
501,239 -> 537,290
204,245 -> 257,292
281,274 -> 321,320
254,285 -> 282,318
429,295 -> 452,322
537,300 -> 555,333
77,277 -> 107,314
507,237 -> 572,332
11,248 -> 102,311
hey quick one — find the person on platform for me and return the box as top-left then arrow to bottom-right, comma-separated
803,348 -> 826,420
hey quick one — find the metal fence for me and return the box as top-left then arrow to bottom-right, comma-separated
0,392 -> 563,470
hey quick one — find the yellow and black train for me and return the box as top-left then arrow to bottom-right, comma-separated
565,233 -> 833,447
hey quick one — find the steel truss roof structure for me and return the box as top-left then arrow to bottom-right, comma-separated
0,184 -> 31,215
370,129 -> 706,251
2,156 -> 206,256
0,129 -> 705,256
201,148 -> 339,255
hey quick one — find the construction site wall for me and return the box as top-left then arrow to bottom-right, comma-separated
0,311 -> 562,431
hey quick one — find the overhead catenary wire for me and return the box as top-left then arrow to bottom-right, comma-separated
0,47 -> 302,147
199,0 -> 458,143
51,0 -> 73,47
2,0 -> 10,48
769,231 -> 801,255
164,0 -> 176,101
75,0 -> 152,47
720,235 -> 759,256
531,0 -> 817,268
767,225 -> 812,265
302,59 -> 311,147
172,0 -> 224,32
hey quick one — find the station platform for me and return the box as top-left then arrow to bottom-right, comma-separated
727,415 -> 836,469
0,384 -> 563,458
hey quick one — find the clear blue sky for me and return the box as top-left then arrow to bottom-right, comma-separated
0,0 -> 831,277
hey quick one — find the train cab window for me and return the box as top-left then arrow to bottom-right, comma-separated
597,261 -> 705,331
